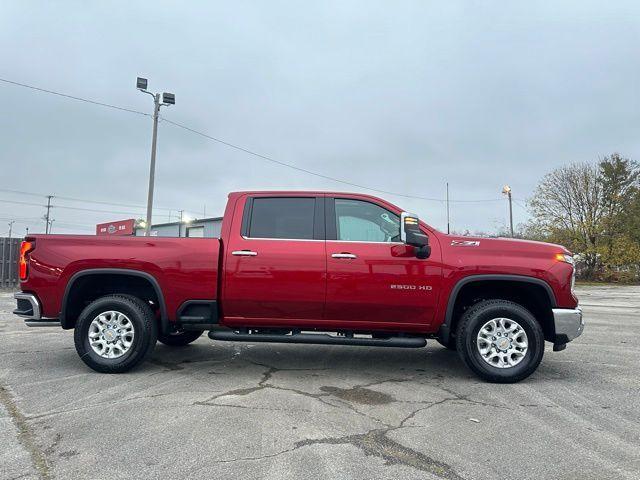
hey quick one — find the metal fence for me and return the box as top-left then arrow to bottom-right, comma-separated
1,237 -> 19,288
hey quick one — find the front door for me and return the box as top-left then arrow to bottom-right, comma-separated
223,195 -> 326,324
324,197 -> 441,330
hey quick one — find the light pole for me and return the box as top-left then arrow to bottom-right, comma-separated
137,77 -> 175,236
502,185 -> 514,237
8,220 -> 15,239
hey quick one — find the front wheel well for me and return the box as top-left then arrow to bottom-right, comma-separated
62,273 -> 163,330
446,280 -> 555,343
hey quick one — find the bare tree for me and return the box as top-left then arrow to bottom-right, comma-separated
528,162 -> 604,275
528,154 -> 640,280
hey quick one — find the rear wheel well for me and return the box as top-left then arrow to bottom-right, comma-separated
447,280 -> 555,343
62,273 -> 162,330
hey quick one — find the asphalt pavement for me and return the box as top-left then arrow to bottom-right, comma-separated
1,285 -> 639,480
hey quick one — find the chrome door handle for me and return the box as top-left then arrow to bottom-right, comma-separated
331,253 -> 357,259
232,250 -> 258,256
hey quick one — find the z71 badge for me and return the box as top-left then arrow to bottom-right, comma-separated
451,240 -> 480,247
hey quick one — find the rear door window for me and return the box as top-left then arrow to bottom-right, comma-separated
246,197 -> 316,240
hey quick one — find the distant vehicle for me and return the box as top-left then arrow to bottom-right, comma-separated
13,191 -> 583,382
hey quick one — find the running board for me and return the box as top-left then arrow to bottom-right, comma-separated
208,330 -> 426,348
25,320 -> 61,327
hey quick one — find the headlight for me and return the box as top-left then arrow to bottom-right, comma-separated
555,253 -> 574,265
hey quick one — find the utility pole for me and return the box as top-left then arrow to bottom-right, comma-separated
446,182 -> 450,234
44,195 -> 53,234
8,220 -> 15,239
502,185 -> 514,237
178,210 -> 184,237
137,77 -> 175,237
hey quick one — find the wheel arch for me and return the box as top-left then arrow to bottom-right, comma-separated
60,268 -> 169,334
439,274 -> 557,344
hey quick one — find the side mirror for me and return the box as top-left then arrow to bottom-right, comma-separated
400,212 -> 431,259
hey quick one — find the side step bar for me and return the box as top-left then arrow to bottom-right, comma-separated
208,330 -> 426,348
25,320 -> 62,327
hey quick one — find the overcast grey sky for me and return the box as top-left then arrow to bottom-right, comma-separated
1,1 -> 638,235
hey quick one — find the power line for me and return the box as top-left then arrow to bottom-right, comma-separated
0,216 -> 79,225
161,118 -> 502,203
53,204 -> 170,218
0,187 -> 198,215
0,188 -> 44,198
48,222 -> 94,230
512,198 -> 528,210
0,198 -> 45,208
55,193 -> 172,211
0,216 -> 44,222
1,76 -> 503,204
0,197 -> 167,218
0,78 -> 149,117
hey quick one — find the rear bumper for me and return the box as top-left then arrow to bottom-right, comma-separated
13,292 -> 61,327
552,307 -> 584,344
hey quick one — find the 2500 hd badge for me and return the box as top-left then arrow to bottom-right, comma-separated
390,284 -> 433,291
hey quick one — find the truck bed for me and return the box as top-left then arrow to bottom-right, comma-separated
20,234 -> 220,322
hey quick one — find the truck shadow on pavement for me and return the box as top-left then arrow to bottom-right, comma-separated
142,341 -> 475,381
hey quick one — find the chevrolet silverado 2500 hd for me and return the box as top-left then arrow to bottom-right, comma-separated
13,191 -> 583,382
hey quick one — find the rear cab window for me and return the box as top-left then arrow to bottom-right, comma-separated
241,196 -> 324,240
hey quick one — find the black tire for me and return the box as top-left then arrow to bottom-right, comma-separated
157,329 -> 203,346
455,299 -> 544,383
437,336 -> 457,351
74,295 -> 158,373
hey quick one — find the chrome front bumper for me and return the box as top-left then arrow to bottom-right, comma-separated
13,292 -> 61,327
552,307 -> 584,343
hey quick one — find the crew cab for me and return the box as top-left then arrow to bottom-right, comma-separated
13,191 -> 584,382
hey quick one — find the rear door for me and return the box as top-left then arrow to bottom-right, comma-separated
223,195 -> 326,324
324,196 -> 441,330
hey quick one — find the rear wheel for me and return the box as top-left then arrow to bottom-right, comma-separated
157,329 -> 203,346
456,299 -> 544,383
74,295 -> 158,373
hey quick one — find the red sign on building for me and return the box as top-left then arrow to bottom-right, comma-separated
96,219 -> 136,236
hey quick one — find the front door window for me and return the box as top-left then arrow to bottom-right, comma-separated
334,199 -> 400,242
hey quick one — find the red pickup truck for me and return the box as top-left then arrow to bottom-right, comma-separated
13,191 -> 583,382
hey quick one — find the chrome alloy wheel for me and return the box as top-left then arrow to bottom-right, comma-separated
88,311 -> 135,359
476,317 -> 528,369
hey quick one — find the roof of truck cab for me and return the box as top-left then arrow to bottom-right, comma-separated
228,190 -> 389,199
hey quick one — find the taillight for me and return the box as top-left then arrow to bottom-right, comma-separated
19,241 -> 35,281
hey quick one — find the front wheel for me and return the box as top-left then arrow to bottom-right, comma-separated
74,295 -> 158,373
456,299 -> 544,383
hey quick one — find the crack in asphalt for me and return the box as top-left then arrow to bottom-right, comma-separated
205,398 -> 466,479
0,385 -> 52,480
193,363 -> 472,478
193,365 -> 403,427
0,347 -> 74,356
434,384 -> 511,410
295,427 -> 466,480
26,391 -> 178,421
